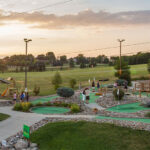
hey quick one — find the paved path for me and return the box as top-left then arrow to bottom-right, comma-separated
0,106 -> 95,141
85,103 -> 105,110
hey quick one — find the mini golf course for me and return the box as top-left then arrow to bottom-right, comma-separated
31,107 -> 70,114
32,92 -> 150,124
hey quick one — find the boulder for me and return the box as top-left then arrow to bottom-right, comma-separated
15,139 -> 28,150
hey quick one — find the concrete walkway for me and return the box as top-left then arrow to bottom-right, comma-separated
85,103 -> 105,111
0,106 -> 95,141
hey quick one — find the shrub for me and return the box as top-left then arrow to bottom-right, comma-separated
116,79 -> 127,86
52,72 -> 62,90
113,88 -> 124,101
71,104 -> 80,113
35,102 -> 43,106
33,85 -> 40,96
69,79 -> 77,89
144,102 -> 150,108
57,87 -> 74,98
13,102 -> 32,112
13,103 -> 22,111
145,112 -> 150,118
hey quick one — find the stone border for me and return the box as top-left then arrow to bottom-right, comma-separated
1,116 -> 150,149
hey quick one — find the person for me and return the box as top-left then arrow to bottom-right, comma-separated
114,82 -> 117,88
13,92 -> 17,104
82,89 -> 86,102
92,81 -> 95,91
20,92 -> 24,102
85,88 -> 90,104
124,82 -> 128,92
26,92 -> 29,102
97,81 -> 100,90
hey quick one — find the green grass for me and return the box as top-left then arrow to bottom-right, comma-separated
0,113 -> 10,121
0,64 -> 148,96
30,121 -> 150,150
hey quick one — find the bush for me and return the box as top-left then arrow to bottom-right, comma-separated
69,79 -> 77,89
145,112 -> 150,118
52,72 -> 62,90
13,102 -> 32,112
57,87 -> 74,98
144,102 -> 150,108
113,88 -> 124,101
33,85 -> 40,96
116,79 -> 127,86
71,104 -> 80,113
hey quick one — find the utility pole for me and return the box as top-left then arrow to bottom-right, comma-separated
118,39 -> 125,75
24,38 -> 32,93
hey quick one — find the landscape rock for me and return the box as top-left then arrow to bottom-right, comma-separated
14,139 -> 28,150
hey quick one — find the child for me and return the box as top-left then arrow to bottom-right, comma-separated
82,89 -> 86,102
13,92 -> 17,104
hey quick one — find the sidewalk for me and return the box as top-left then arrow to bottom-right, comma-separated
0,106 -> 95,141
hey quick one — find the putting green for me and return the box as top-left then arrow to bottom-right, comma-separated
32,96 -> 59,104
80,92 -> 99,104
107,102 -> 150,113
96,116 -> 150,124
31,107 -> 70,114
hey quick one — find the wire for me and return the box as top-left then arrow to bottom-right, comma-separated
57,41 -> 150,56
23,0 -> 73,13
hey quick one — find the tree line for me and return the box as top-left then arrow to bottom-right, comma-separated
0,51 -> 150,73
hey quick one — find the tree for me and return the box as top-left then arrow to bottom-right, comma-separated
60,55 -> 67,64
52,72 -> 62,90
69,79 -> 77,88
46,52 -> 56,65
114,59 -> 131,85
147,59 -> 150,73
69,58 -> 75,68
0,60 -> 7,73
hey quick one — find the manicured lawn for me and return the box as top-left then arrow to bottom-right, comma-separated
0,64 -> 148,96
0,113 -> 10,121
31,121 -> 150,150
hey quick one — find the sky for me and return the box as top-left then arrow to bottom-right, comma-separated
1,0 -> 150,58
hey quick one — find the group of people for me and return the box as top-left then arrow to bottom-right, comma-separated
13,92 -> 29,103
92,80 -> 100,91
82,80 -> 101,103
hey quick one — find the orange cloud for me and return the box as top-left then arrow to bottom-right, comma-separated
1,9 -> 150,29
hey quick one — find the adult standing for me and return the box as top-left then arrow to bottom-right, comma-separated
92,81 -> 95,91
97,81 -> 100,92
85,88 -> 90,104
26,92 -> 29,102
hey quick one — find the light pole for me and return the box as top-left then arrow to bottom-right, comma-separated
118,39 -> 125,75
24,38 -> 32,92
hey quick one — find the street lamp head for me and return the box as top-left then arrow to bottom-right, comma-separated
118,39 -> 125,42
24,38 -> 32,42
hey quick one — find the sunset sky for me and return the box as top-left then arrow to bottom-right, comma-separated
1,0 -> 150,58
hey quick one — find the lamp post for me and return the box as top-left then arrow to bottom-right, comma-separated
118,39 -> 125,75
24,38 -> 32,92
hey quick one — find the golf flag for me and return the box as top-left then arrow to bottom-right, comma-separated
117,89 -> 120,95
89,79 -> 91,83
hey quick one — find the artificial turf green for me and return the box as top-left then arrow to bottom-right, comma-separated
31,121 -> 150,150
0,113 -> 10,121
107,102 -> 150,113
31,106 -> 70,114
31,96 -> 59,104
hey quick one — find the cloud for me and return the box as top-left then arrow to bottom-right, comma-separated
1,9 -> 150,29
